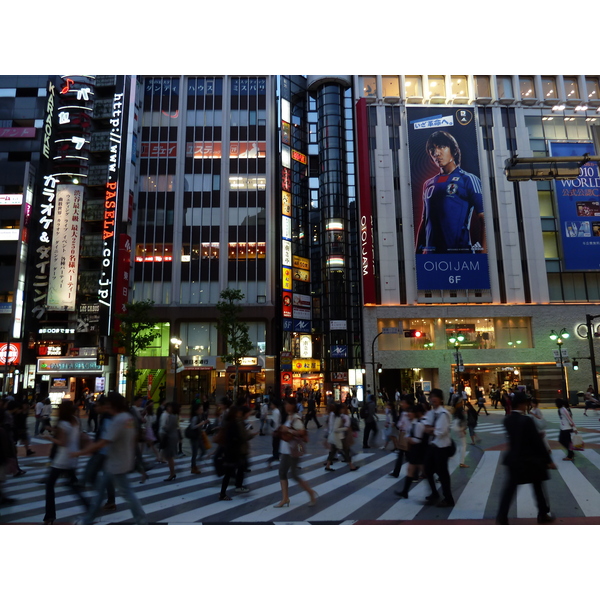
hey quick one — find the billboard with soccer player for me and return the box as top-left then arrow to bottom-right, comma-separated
407,107 -> 490,291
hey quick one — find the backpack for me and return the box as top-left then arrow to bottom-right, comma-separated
359,405 -> 368,419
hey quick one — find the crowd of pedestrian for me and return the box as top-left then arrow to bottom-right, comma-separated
1,380 -> 595,524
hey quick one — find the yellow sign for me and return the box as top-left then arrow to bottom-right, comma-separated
293,359 -> 320,372
282,191 -> 292,216
282,267 -> 292,290
292,268 -> 310,282
293,255 -> 310,270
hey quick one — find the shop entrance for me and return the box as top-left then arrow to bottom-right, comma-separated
454,363 -> 563,403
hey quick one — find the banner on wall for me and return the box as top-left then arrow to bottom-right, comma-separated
550,142 -> 600,271
407,107 -> 490,290
47,185 -> 83,311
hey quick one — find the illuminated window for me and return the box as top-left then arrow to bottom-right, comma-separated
228,176 -> 266,190
428,76 -> 445,98
543,232 -> 559,259
382,76 -> 400,97
519,76 -> 535,99
227,242 -> 266,260
362,76 -> 377,97
541,76 -> 557,99
586,77 -> 600,100
135,243 -> 173,263
450,76 -> 468,99
564,77 -> 580,100
405,76 -> 423,98
475,75 -> 491,98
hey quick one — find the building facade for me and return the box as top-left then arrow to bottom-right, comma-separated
355,74 -> 600,402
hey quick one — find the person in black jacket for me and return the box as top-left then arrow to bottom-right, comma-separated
496,392 -> 556,525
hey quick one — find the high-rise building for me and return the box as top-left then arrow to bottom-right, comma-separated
5,73 -> 600,405
132,76 -> 278,403
354,74 -> 600,402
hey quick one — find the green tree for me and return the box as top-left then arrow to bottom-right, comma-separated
216,288 -> 253,403
115,299 -> 160,402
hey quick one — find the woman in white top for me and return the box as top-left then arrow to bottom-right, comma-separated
556,398 -> 577,461
43,401 -> 90,524
324,404 -> 348,472
267,400 -> 282,467
395,405 -> 427,498
273,398 -> 317,508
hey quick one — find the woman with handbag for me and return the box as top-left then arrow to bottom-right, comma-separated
340,404 -> 359,471
556,398 -> 577,461
395,405 -> 427,498
274,398 -> 317,508
43,400 -> 90,524
324,403 -> 349,472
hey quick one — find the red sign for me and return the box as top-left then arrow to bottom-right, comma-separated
0,127 -> 36,138
0,343 -> 21,365
141,142 -> 177,158
282,292 -> 292,317
291,149 -> 307,164
186,141 -> 266,159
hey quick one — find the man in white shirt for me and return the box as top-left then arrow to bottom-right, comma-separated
423,389 -> 455,507
73,392 -> 148,525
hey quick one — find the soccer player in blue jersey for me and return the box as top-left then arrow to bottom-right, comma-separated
416,130 -> 486,254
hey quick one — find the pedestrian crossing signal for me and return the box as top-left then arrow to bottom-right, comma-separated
573,360 -> 579,371
404,330 -> 423,338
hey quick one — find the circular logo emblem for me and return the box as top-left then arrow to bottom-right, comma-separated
447,183 -> 458,195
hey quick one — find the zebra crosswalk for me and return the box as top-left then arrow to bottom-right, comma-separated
3,436 -> 600,523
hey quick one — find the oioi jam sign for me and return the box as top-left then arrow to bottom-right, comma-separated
550,142 -> 600,271
407,107 -> 490,290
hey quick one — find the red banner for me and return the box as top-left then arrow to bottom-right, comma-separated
356,98 -> 377,304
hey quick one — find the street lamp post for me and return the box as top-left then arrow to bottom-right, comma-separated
550,329 -> 569,402
170,336 -> 182,404
371,331 -> 384,398
448,333 -> 465,391
586,314 -> 600,400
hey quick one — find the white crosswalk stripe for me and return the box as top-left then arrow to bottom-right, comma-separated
4,442 -> 600,524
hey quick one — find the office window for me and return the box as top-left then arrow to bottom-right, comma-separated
450,75 -> 468,99
564,77 -> 580,100
475,75 -> 491,98
405,76 -> 423,98
520,76 -> 535,99
428,76 -> 445,97
382,76 -> 400,97
497,76 -> 514,99
541,76 -> 557,99
543,232 -> 559,259
586,77 -> 600,101
362,76 -> 377,97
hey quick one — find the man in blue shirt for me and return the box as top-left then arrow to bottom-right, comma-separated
416,130 -> 486,254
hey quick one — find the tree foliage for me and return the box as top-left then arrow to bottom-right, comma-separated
216,289 -> 253,365
216,289 -> 253,402
115,299 -> 160,397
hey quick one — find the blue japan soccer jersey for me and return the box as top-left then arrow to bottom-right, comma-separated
420,166 -> 483,253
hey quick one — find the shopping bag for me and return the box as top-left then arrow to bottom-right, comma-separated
571,433 -> 584,451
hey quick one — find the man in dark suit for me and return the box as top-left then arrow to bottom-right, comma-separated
496,392 -> 556,524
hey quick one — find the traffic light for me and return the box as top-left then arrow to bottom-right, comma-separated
404,329 -> 423,338
377,363 -> 383,373
573,360 -> 579,371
